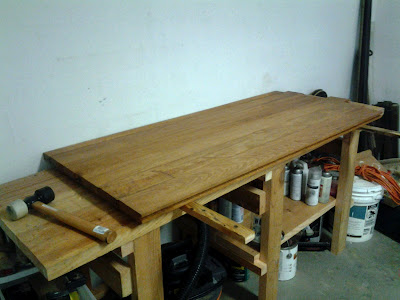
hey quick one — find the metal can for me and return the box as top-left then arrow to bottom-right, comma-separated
229,260 -> 249,282
218,198 -> 232,219
231,203 -> 244,223
319,172 -> 333,203
279,240 -> 298,281
252,214 -> 262,245
305,167 -> 322,206
290,168 -> 303,201
284,165 -> 290,196
305,185 -> 319,206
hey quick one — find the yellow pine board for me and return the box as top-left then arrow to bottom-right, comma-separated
182,202 -> 255,244
0,170 -> 210,280
281,196 -> 336,244
44,92 -> 383,223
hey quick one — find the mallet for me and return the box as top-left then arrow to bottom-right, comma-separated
6,186 -> 117,243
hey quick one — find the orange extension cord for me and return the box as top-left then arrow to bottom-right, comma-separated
313,157 -> 400,205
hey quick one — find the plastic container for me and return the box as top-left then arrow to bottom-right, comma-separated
347,176 -> 384,242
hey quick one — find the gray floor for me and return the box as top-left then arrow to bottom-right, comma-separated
220,231 -> 400,300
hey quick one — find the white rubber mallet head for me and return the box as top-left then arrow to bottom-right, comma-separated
7,186 -> 55,220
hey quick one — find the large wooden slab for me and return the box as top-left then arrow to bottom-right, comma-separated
44,91 -> 383,223
0,170 -> 211,280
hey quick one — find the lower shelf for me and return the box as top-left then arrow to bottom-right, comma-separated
282,196 -> 336,244
211,196 -> 336,275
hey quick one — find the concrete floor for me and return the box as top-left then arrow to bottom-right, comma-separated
220,231 -> 400,300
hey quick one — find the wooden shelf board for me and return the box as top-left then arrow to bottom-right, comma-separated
281,196 -> 336,244
212,196 -> 336,269
210,240 -> 267,276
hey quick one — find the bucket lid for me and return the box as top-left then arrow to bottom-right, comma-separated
352,194 -> 382,204
352,176 -> 383,194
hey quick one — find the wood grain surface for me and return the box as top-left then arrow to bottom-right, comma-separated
0,170 -> 214,280
181,202 -> 255,244
44,91 -> 383,223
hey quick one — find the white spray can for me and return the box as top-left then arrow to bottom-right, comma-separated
284,165 -> 290,196
290,168 -> 303,201
305,166 -> 322,206
319,172 -> 332,204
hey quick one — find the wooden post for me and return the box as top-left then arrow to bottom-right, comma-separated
128,228 -> 164,300
331,130 -> 360,255
258,166 -> 284,300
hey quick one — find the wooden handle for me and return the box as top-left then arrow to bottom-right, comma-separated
32,202 -> 117,243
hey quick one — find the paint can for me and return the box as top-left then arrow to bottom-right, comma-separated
319,171 -> 332,204
284,165 -> 290,196
347,176 -> 383,242
231,203 -> 244,223
296,160 -> 309,197
252,214 -> 262,245
218,198 -> 232,219
302,217 -> 323,242
289,168 -> 303,201
229,260 -> 249,282
278,240 -> 298,281
330,171 -> 339,197
305,166 -> 322,206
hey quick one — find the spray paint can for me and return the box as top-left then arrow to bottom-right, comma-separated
231,203 -> 244,223
252,215 -> 262,245
284,165 -> 290,196
290,168 -> 303,201
319,172 -> 332,204
305,167 -> 322,206
218,198 -> 232,219
296,160 -> 309,197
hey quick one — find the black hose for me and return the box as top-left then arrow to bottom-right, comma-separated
176,221 -> 209,300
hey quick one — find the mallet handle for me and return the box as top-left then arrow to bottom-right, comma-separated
32,202 -> 117,243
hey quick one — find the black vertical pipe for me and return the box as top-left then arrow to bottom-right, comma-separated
358,0 -> 373,151
358,0 -> 372,105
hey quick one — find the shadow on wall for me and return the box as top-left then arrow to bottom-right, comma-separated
37,155 -> 53,173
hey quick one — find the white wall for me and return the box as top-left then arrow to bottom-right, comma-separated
370,0 -> 400,106
0,0 -> 360,184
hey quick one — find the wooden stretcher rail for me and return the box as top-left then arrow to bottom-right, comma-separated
88,252 -> 132,298
210,231 -> 267,276
224,185 -> 266,215
181,202 -> 255,244
362,125 -> 400,138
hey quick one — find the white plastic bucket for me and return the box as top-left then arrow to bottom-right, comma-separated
278,243 -> 298,281
346,176 -> 383,243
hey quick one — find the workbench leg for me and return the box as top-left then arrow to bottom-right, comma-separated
128,228 -> 164,300
258,166 -> 284,300
331,130 -> 360,255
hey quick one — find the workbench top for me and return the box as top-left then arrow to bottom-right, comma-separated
44,91 -> 383,223
0,170 -> 183,280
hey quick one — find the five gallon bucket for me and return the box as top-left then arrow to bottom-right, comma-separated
347,176 -> 384,242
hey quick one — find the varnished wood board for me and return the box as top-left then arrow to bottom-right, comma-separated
0,170 -> 216,280
44,91 -> 383,223
182,202 -> 255,244
281,196 -> 336,244
89,252 -> 132,297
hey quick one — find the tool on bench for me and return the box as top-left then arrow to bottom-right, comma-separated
6,186 -> 117,243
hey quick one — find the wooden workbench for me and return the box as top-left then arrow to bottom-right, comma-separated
0,91 -> 383,299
